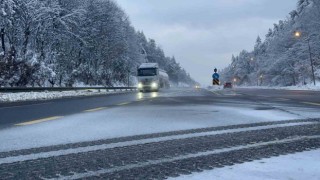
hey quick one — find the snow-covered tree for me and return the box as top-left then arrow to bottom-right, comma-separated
0,0 -> 196,87
221,0 -> 320,86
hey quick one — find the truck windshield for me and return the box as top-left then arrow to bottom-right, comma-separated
138,68 -> 157,76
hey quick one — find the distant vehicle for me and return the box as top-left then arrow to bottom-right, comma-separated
223,82 -> 233,89
194,85 -> 201,89
137,63 -> 170,92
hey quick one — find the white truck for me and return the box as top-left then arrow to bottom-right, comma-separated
137,63 -> 170,92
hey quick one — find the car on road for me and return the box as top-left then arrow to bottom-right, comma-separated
223,82 -> 233,89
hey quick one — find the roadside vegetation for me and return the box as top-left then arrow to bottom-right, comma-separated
0,0 -> 196,87
222,0 -> 320,87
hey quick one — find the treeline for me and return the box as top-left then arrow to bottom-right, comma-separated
0,0 -> 195,87
221,0 -> 320,86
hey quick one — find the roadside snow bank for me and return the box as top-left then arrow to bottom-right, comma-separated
0,90 -> 127,102
239,84 -> 320,91
172,149 -> 320,180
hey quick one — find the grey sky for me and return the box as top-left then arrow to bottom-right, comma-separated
116,0 -> 297,85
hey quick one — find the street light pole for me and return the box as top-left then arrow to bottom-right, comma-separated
259,75 -> 263,86
295,31 -> 316,86
127,70 -> 130,87
140,43 -> 148,63
307,38 -> 316,86
1,28 -> 5,53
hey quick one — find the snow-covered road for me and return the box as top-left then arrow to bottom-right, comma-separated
0,88 -> 319,179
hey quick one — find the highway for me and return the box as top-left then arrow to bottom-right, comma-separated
0,87 -> 319,179
1,87 -> 319,128
0,92 -> 140,128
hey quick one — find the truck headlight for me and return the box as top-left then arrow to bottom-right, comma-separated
151,82 -> 158,88
138,83 -> 143,89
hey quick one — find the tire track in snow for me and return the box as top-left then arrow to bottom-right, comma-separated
0,118 -> 318,159
0,121 -> 319,179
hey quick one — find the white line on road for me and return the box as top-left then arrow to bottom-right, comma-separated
277,98 -> 290,101
61,135 -> 320,179
303,102 -> 320,106
0,121 -> 317,165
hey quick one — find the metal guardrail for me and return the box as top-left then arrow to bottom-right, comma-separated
0,87 -> 137,93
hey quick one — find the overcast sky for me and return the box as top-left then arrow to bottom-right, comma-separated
116,0 -> 297,85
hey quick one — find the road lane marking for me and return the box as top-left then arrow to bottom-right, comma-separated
117,102 -> 131,106
15,116 -> 64,126
211,91 -> 220,96
84,107 -> 106,112
2,121 -> 317,165
277,98 -> 290,101
222,91 -> 238,96
303,102 -> 320,106
258,95 -> 270,98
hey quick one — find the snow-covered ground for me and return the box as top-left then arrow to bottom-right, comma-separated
0,89 -> 130,102
172,149 -> 320,180
238,84 -> 320,91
